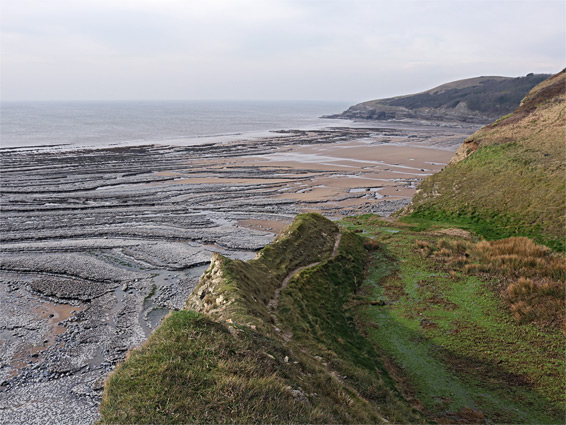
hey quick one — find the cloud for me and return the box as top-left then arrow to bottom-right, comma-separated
1,0 -> 565,101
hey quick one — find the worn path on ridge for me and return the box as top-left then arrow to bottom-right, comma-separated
268,232 -> 342,340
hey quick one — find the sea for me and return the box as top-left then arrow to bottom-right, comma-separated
0,101 -> 352,150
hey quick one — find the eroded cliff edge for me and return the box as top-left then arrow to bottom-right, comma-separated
99,213 -> 423,424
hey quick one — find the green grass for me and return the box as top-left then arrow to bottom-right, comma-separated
184,213 -> 340,333
344,215 -> 565,424
100,213 -> 564,424
100,310 -> 318,424
405,141 -> 565,251
402,73 -> 566,253
252,212 -> 339,282
100,213 -> 423,424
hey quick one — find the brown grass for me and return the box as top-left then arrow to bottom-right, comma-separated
362,238 -> 382,251
470,238 -> 565,280
416,236 -> 566,331
505,277 -> 565,329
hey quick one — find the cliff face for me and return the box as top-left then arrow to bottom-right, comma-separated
403,69 -> 565,250
328,74 -> 550,124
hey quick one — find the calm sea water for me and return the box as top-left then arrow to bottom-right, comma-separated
0,101 -> 351,149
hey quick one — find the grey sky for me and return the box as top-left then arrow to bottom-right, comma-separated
1,0 -> 564,102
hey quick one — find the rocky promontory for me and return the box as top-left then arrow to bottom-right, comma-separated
99,214 -> 425,424
326,73 -> 550,124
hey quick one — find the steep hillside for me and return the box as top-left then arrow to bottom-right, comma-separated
402,70 -> 565,250
328,73 -> 550,124
100,213 -> 565,424
100,214 -> 423,424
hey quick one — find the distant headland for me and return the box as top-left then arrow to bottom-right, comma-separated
325,73 -> 550,124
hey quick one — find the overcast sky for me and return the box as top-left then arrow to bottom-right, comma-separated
1,0 -> 565,102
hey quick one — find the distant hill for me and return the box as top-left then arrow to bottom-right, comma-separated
328,73 -> 551,124
402,69 -> 565,250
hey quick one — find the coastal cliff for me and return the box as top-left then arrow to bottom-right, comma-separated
100,214 -> 424,424
100,213 -> 565,424
402,69 -> 565,250
327,73 -> 549,124
99,73 -> 565,424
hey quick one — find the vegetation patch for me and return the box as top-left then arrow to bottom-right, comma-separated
415,236 -> 566,331
184,213 -> 339,333
406,138 -> 565,251
101,210 -> 564,423
100,213 -> 423,424
341,215 -> 565,424
404,70 -> 565,252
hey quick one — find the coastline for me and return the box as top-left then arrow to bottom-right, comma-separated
0,122 -> 477,424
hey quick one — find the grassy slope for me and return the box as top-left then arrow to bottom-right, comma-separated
100,212 -> 564,424
342,215 -> 565,424
403,70 -> 566,251
99,214 -> 423,424
184,212 -> 339,334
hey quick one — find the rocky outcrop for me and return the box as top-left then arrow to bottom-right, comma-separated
185,252 -> 231,318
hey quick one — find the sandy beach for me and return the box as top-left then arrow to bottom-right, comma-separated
0,122 -> 477,423
157,125 -> 468,228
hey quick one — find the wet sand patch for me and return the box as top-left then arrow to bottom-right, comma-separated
237,219 -> 292,234
2,281 -> 84,379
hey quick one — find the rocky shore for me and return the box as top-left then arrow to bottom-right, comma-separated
0,124 -> 475,424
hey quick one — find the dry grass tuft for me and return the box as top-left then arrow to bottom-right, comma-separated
505,277 -> 565,329
415,240 -> 433,257
362,238 -> 382,251
416,236 -> 566,331
470,237 -> 565,280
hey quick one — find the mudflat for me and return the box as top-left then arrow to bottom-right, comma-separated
0,123 -> 476,424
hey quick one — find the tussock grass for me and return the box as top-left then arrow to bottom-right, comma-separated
346,214 -> 564,423
418,236 -> 566,331
506,277 -> 565,328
